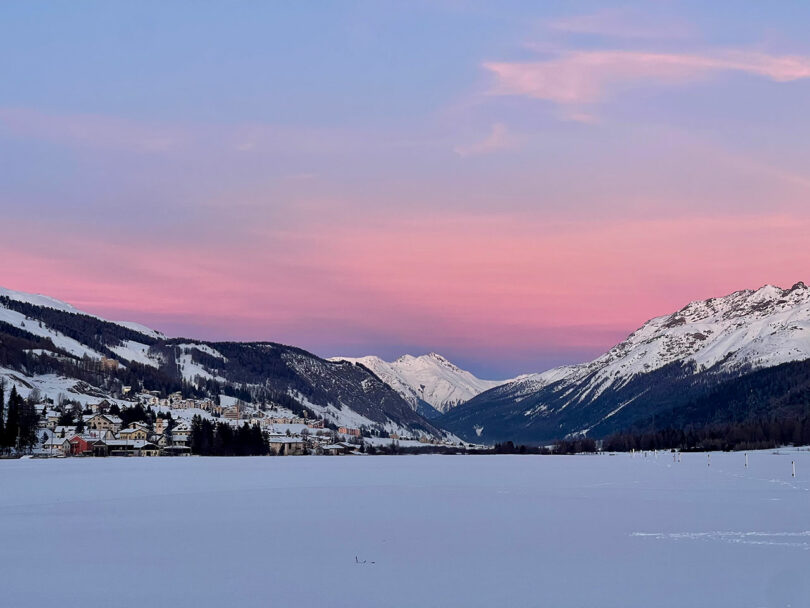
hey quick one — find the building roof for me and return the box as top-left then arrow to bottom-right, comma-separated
104,440 -> 157,449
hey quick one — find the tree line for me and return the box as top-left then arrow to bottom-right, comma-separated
0,382 -> 41,454
188,415 -> 269,456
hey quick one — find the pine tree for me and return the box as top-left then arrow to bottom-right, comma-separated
5,386 -> 21,451
18,397 -> 40,453
0,381 -> 6,451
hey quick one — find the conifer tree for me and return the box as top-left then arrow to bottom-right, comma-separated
0,381 -> 5,450
5,386 -> 21,451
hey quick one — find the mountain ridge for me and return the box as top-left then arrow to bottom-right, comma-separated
0,287 -> 449,440
439,282 -> 810,443
329,352 -> 512,416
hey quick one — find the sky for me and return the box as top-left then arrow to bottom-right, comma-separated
1,1 -> 809,378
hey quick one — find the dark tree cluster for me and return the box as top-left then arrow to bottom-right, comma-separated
0,383 -> 40,454
603,415 -> 810,452
188,415 -> 269,456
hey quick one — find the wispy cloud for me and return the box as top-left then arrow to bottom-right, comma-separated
484,50 -> 810,105
453,122 -> 515,157
546,9 -> 693,40
0,107 -> 184,153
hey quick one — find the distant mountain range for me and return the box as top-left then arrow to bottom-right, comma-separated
2,282 -> 809,446
0,287 -> 449,440
439,282 -> 810,444
330,353 -> 512,418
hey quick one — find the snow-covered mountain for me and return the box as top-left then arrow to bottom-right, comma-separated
441,282 -> 810,443
330,353 -> 510,417
0,287 -> 450,440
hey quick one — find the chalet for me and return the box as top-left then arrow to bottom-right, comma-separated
69,434 -> 106,456
338,427 -> 361,437
161,444 -> 192,456
222,407 -> 240,420
45,412 -> 61,429
105,440 -> 159,457
119,426 -> 149,441
307,419 -> 325,429
319,443 -> 351,456
53,425 -> 77,438
42,437 -> 71,455
172,423 -> 191,439
90,399 -> 112,414
100,356 -> 119,371
268,436 -> 305,456
84,414 -> 123,433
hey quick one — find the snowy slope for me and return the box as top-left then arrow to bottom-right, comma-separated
331,353 -> 511,413
513,282 -> 810,402
0,304 -> 105,359
0,286 -> 449,439
442,282 -> 810,443
0,286 -> 164,339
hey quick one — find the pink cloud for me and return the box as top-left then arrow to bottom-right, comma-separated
546,9 -> 693,40
484,50 -> 810,104
453,123 -> 515,157
1,210 -> 808,367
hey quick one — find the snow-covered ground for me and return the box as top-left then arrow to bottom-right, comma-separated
1,450 -> 808,607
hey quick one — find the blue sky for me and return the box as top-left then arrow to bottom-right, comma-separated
2,2 -> 810,377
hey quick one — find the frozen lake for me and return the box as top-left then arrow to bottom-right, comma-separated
1,451 -> 809,607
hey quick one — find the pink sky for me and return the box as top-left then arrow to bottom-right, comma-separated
2,4 -> 810,376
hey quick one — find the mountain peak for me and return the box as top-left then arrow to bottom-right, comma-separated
331,352 -> 512,413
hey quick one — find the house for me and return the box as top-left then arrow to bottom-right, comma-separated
307,419 -> 324,429
172,423 -> 191,440
119,426 -> 149,441
90,399 -> 112,414
161,444 -> 192,456
45,413 -> 61,429
222,407 -> 241,420
42,437 -> 71,455
53,425 -> 77,439
105,439 -> 159,457
268,436 -> 305,455
84,413 -> 122,433
319,443 -> 351,456
338,427 -> 361,437
69,435 -> 98,456
100,356 -> 119,371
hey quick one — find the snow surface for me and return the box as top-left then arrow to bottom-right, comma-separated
175,344 -> 227,383
109,340 -> 161,368
0,366 -> 131,408
331,352 -> 510,412
1,450 -> 808,607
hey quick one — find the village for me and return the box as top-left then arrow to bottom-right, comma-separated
29,389 -> 452,458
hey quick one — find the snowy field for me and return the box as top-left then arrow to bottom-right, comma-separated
1,451 -> 809,608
